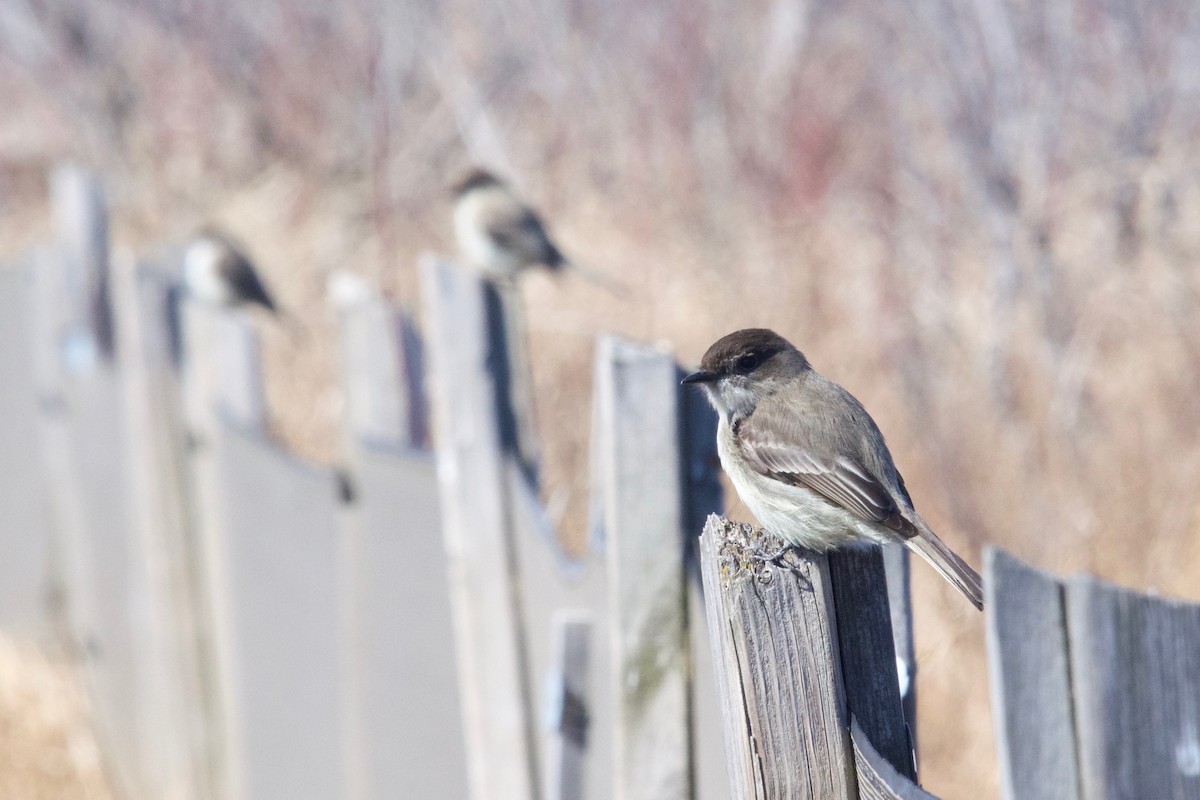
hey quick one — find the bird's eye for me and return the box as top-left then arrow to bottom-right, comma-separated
736,353 -> 760,372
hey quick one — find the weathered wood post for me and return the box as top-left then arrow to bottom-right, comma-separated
421,253 -> 540,800
332,271 -> 468,800
987,548 -> 1200,800
182,295 -> 347,800
593,336 -> 692,800
113,253 -> 214,800
699,516 -> 930,800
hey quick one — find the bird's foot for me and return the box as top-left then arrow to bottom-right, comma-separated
749,544 -> 814,591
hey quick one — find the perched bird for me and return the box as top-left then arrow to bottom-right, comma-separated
183,228 -> 305,334
451,168 -> 623,292
683,328 -> 983,609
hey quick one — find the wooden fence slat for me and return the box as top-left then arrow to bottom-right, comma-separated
114,255 -> 213,799
595,336 -> 691,800
51,164 -> 114,360
679,381 -> 731,800
349,446 -> 470,799
881,545 -> 916,748
207,426 -> 344,800
850,720 -> 939,800
827,548 -> 915,781
332,272 -> 428,449
180,299 -> 269,800
420,253 -> 538,800
544,611 -> 593,800
700,515 -> 856,800
0,263 -> 53,635
1065,572 -> 1200,800
984,548 -> 1080,800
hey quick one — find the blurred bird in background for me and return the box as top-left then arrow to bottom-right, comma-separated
451,168 -> 625,293
183,227 -> 306,335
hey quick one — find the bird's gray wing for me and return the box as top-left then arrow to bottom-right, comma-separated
481,201 -> 563,267
736,401 -> 913,535
220,253 -> 277,313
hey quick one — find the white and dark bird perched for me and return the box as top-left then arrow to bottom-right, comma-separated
451,168 -> 623,292
683,328 -> 983,609
184,228 -> 280,312
183,228 -> 305,334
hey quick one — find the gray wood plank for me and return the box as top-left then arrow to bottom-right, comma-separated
827,547 -> 915,781
0,263 -> 53,636
420,253 -> 538,800
207,425 -> 345,800
1066,572 -> 1200,800
350,445 -> 470,799
114,257 -> 214,799
179,298 -> 269,800
332,272 -> 428,449
595,336 -> 691,800
544,611 -> 593,800
851,719 -> 939,800
50,164 -> 114,360
508,467 -> 612,800
699,515 -> 856,800
984,548 -> 1080,800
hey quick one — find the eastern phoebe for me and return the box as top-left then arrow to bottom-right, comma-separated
184,228 -> 306,334
683,328 -> 983,610
451,168 -> 624,293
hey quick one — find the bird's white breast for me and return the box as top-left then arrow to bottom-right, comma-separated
184,239 -> 235,305
453,191 -> 520,278
717,418 -> 889,551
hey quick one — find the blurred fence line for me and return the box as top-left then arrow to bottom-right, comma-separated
1,166 -> 1199,800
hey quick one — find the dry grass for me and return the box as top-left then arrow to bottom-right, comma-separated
0,637 -> 112,799
5,1 -> 1200,796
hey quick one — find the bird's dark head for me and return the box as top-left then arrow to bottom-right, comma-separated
450,167 -> 504,198
682,328 -> 808,419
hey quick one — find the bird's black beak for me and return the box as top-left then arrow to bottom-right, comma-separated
681,370 -> 716,385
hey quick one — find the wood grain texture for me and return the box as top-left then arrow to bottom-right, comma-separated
700,515 -> 856,800
1066,573 -> 1200,800
851,719 -> 939,800
596,336 -> 691,800
984,548 -> 1080,800
827,547 -> 915,781
420,253 -> 538,800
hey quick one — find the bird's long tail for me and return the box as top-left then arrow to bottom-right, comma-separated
560,260 -> 630,297
904,522 -> 984,610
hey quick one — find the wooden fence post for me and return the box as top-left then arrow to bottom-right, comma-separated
420,253 -> 539,800
985,549 -> 1080,800
1065,573 -> 1200,798
179,298 -> 267,800
986,546 -> 1200,799
332,272 -> 469,799
593,336 -> 692,800
699,516 -> 931,800
0,260 -> 53,636
113,253 -> 213,800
